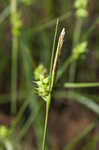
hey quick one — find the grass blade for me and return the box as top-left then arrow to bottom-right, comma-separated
49,19 -> 59,87
64,82 -> 99,88
64,120 -> 97,150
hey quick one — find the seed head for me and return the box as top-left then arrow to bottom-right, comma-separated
58,28 -> 65,55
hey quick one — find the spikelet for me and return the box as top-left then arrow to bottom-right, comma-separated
33,28 -> 65,102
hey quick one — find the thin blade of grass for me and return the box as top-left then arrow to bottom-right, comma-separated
54,91 -> 99,115
64,120 -> 97,150
64,82 -> 99,88
11,37 -> 18,114
49,19 -> 59,89
26,12 -> 71,35
19,33 -> 41,140
10,0 -> 19,114
11,99 -> 30,131
56,56 -> 72,81
18,101 -> 42,140
82,17 -> 99,41
67,92 -> 99,115
0,6 -> 10,24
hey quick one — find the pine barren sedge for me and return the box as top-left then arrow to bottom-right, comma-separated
42,26 -> 65,150
34,20 -> 65,150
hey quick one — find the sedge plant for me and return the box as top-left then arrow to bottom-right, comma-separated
34,19 -> 65,150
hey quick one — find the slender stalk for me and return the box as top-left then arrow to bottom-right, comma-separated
11,0 -> 18,114
69,59 -> 77,82
42,94 -> 51,150
42,19 -> 59,150
69,19 -> 83,82
49,19 -> 59,80
72,19 -> 83,47
42,24 -> 65,150
64,82 -> 99,88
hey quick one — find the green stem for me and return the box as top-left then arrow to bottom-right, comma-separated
11,0 -> 18,114
49,19 -> 59,91
42,94 -> 51,150
64,82 -> 99,88
11,37 -> 18,114
49,19 -> 59,78
42,20 -> 59,150
73,19 -> 82,46
69,59 -> 77,82
42,24 -> 65,150
69,19 -> 83,82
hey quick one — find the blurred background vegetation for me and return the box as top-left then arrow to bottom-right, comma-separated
0,0 -> 99,150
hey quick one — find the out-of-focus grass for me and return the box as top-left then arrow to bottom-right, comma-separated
55,91 -> 99,115
64,120 -> 97,150
64,82 -> 99,88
